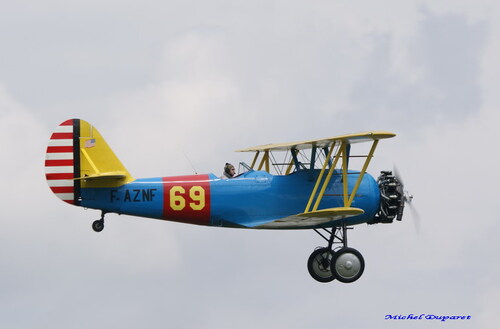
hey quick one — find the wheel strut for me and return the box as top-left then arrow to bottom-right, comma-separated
313,222 -> 351,251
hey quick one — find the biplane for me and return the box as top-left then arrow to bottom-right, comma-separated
45,119 -> 409,283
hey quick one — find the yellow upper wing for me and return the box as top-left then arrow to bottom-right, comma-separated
236,131 -> 395,152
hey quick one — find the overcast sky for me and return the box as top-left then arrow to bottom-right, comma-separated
1,1 -> 499,328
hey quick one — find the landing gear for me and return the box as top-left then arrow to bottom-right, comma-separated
307,223 -> 365,283
92,211 -> 106,232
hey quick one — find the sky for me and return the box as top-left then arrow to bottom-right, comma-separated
1,0 -> 499,328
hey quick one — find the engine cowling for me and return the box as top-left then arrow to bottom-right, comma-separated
368,171 -> 405,224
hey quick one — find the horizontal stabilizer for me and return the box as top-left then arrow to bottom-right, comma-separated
74,171 -> 129,181
257,207 -> 364,229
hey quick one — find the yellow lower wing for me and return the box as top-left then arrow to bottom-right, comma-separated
256,207 -> 364,229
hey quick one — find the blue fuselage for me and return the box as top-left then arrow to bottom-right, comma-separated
80,169 -> 381,229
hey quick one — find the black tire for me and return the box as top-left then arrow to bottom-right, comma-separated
307,248 -> 335,283
92,219 -> 104,232
331,247 -> 365,283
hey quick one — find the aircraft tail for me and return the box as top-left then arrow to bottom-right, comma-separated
45,119 -> 134,205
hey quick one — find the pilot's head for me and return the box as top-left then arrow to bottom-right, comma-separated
224,163 -> 236,177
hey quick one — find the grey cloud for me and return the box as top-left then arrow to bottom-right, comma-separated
349,9 -> 488,131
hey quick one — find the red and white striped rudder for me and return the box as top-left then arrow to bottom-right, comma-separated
45,119 -> 80,205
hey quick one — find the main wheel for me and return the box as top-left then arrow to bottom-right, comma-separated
92,219 -> 104,232
307,248 -> 335,283
332,247 -> 365,283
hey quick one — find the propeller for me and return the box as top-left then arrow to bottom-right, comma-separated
394,166 -> 421,234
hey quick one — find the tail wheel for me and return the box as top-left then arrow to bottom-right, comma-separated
307,248 -> 335,283
92,219 -> 104,232
332,247 -> 365,283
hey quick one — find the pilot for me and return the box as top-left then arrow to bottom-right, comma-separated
221,163 -> 236,179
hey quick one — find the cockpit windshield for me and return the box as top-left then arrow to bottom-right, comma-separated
236,162 -> 254,177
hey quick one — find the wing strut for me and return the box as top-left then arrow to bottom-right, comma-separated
345,140 -> 379,207
342,142 -> 349,207
257,151 -> 270,172
285,149 -> 297,175
312,143 -> 343,212
304,138 -> 380,212
250,151 -> 260,168
304,142 -> 342,213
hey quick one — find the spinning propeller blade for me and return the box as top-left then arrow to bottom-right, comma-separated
394,165 -> 421,233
